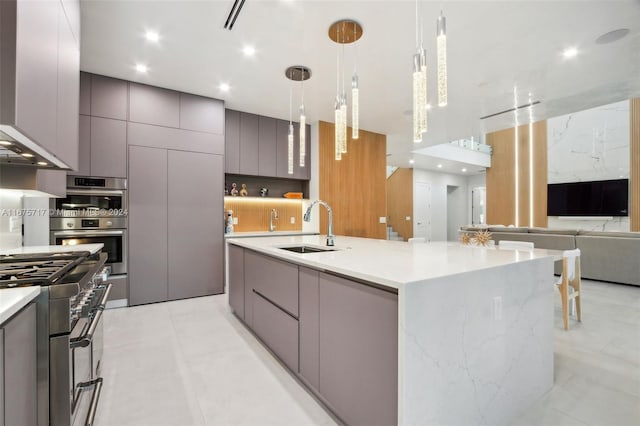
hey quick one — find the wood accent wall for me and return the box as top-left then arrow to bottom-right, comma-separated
318,121 -> 387,239
486,120 -> 548,227
224,197 -> 302,232
386,168 -> 413,240
631,99 -> 640,232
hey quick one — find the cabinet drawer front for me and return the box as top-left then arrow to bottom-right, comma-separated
244,251 -> 299,317
251,291 -> 299,372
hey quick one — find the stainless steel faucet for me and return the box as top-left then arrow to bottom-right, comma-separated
304,200 -> 335,246
269,208 -> 278,232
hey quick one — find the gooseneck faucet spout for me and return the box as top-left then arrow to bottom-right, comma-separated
304,200 -> 334,246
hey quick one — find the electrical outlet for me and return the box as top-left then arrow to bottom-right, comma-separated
379,217 -> 386,224
493,296 -> 502,320
233,217 -> 238,225
290,217 -> 295,224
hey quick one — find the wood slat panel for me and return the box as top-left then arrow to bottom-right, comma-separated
533,120 -> 548,227
631,99 -> 640,232
318,121 -> 387,239
224,198 -> 302,232
486,127 -> 516,225
386,168 -> 413,240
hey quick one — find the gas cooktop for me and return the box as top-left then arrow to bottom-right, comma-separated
0,251 -> 91,288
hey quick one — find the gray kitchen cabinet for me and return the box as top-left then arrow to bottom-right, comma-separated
90,74 -> 128,120
244,251 -> 298,317
239,112 -> 260,175
225,110 -> 240,174
1,303 -> 37,426
75,115 -> 91,176
299,267 -> 320,390
258,116 -> 277,176
167,150 -> 224,300
179,93 -> 224,134
228,244 -> 245,319
127,122 -> 224,155
79,72 -> 91,115
275,119 -> 291,178
56,7 -> 79,171
318,273 -> 398,426
128,145 -> 168,305
251,291 -> 299,372
129,82 -> 180,128
90,117 -> 127,178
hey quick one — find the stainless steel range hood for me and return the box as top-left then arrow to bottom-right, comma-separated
0,128 -> 69,169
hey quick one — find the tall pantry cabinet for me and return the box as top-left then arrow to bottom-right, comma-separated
126,82 -> 225,305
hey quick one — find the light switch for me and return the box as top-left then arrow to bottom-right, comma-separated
405,216 -> 411,221
379,217 -> 386,224
233,217 -> 238,225
290,217 -> 295,224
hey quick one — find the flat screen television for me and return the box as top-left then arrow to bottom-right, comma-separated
547,179 -> 629,216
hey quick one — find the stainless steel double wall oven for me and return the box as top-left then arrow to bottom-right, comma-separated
50,176 -> 128,303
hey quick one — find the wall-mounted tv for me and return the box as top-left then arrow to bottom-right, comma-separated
547,179 -> 629,216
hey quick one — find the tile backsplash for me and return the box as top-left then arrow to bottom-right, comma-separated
0,193 -> 23,250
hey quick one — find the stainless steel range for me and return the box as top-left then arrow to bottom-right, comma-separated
0,251 -> 111,426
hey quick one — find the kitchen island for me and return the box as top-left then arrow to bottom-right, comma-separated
227,235 -> 557,426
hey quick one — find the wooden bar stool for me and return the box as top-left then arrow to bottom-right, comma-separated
556,249 -> 582,330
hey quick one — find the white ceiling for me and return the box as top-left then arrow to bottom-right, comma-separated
80,0 -> 640,174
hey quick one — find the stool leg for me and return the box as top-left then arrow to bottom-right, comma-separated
561,283 -> 569,330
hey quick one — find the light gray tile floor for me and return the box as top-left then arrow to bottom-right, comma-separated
95,279 -> 640,426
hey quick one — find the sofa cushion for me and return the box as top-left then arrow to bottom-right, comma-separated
577,230 -> 640,238
488,226 -> 528,233
576,235 -> 640,285
528,227 -> 579,236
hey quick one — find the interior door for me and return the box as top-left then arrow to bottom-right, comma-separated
472,187 -> 487,225
414,181 -> 432,242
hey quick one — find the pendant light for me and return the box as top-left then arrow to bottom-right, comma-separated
351,21 -> 360,140
437,10 -> 447,107
413,1 -> 427,143
328,19 -> 363,160
285,65 -> 311,170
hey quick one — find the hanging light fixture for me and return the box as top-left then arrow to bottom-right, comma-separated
436,10 -> 447,107
328,19 -> 363,160
412,0 -> 427,143
285,65 -> 311,170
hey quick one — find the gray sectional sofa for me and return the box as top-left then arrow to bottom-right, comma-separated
460,226 -> 640,286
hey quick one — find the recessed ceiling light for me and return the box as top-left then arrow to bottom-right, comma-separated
0,140 -> 12,146
37,161 -> 48,166
562,47 -> 578,59
135,64 -> 148,73
596,28 -> 629,45
21,153 -> 34,158
219,83 -> 230,92
409,159 -> 415,164
243,45 -> 256,57
437,164 -> 442,168
145,30 -> 159,43
461,168 -> 467,172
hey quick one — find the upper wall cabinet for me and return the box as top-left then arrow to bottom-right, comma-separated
180,93 -> 224,134
129,82 -> 180,128
0,0 -> 80,170
90,74 -> 128,120
225,109 -> 310,180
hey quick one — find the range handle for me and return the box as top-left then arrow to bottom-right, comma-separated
70,283 -> 112,349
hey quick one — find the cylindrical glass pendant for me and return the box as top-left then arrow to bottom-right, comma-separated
412,53 -> 422,143
351,73 -> 359,140
287,124 -> 294,174
340,93 -> 347,154
334,98 -> 342,160
299,104 -> 306,167
437,13 -> 447,107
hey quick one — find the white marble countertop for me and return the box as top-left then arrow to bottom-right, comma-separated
0,243 -> 104,256
225,231 -> 319,238
0,287 -> 40,324
227,235 -> 561,289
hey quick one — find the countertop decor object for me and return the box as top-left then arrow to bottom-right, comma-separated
283,192 -> 303,199
474,229 -> 493,246
459,232 -> 472,245
240,183 -> 248,196
230,182 -> 238,196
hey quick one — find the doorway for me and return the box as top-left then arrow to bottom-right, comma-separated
414,182 -> 432,242
446,185 -> 467,241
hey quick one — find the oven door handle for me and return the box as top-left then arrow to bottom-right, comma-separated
66,189 -> 125,197
76,377 -> 103,426
70,283 -> 112,349
53,230 -> 125,238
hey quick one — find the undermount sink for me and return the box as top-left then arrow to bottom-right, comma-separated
278,245 -> 336,254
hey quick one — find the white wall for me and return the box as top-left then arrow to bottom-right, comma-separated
547,100 -> 630,231
413,169 -> 480,241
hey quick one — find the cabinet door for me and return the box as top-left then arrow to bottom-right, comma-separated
179,93 -> 224,134
79,72 -> 91,115
129,82 -> 180,128
3,303 -> 37,426
276,119 -> 293,178
90,117 -> 126,178
318,273 -> 398,426
228,244 -> 245,319
224,109 -> 240,174
15,0 -> 59,155
56,7 -> 79,171
127,122 -> 224,154
129,146 -> 168,305
71,115 -> 91,176
90,74 -> 128,120
239,112 -> 259,175
299,267 -> 320,390
167,150 -> 224,300
294,123 -> 311,179
258,116 -> 277,177
244,251 -> 298,317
